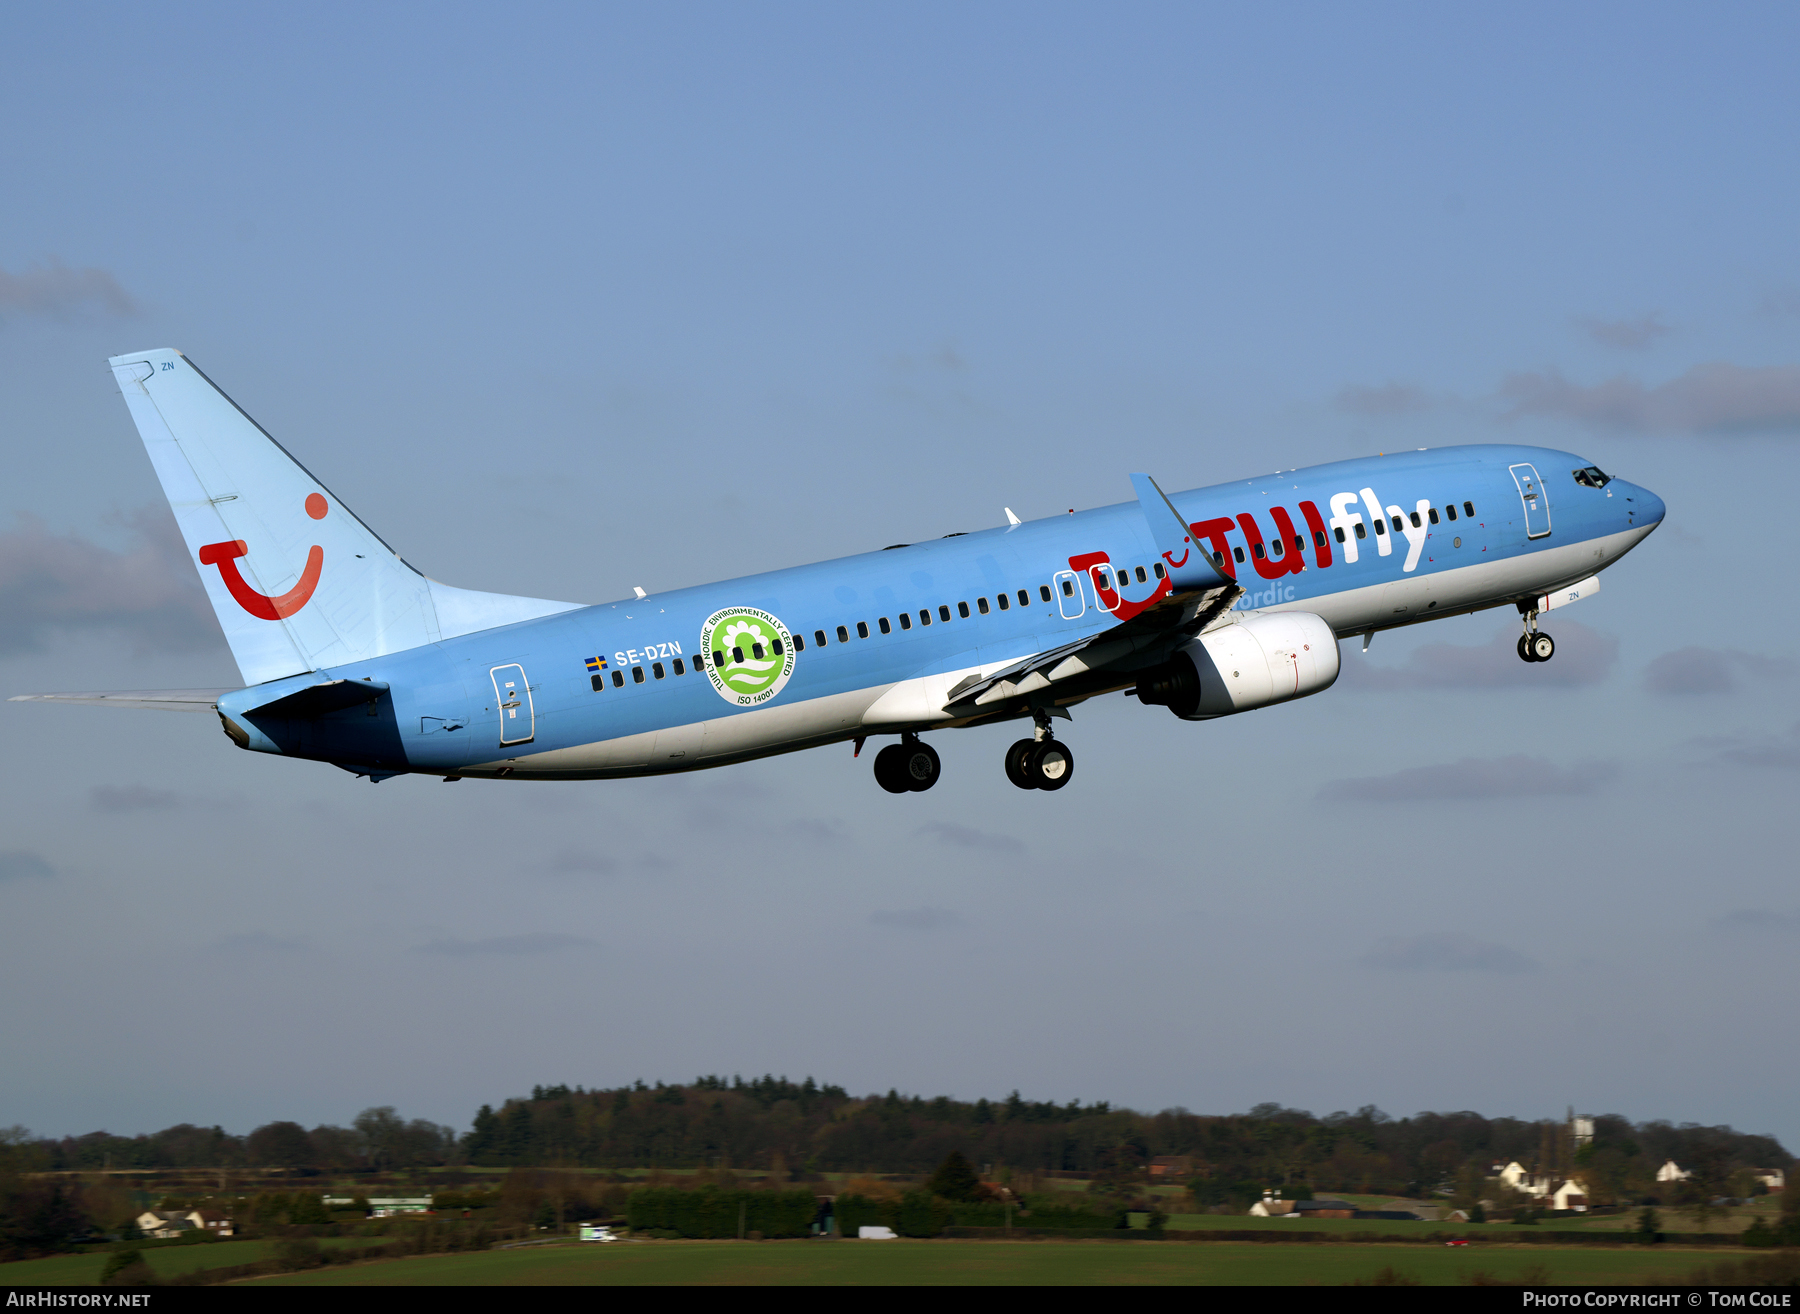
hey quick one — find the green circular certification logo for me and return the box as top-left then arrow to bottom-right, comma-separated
699,607 -> 797,706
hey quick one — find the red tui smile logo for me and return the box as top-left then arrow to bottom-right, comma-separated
198,494 -> 328,620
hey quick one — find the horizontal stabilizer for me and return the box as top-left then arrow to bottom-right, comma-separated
8,689 -> 231,712
241,678 -> 390,719
1131,473 -> 1232,590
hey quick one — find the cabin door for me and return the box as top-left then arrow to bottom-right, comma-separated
490,664 -> 535,746
1509,463 -> 1553,539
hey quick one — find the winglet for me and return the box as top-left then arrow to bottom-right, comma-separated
1131,473 -> 1231,590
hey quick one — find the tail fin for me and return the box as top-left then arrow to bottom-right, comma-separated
110,348 -> 581,686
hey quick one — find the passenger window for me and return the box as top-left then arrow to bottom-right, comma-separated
919,610 -> 931,626
1152,563 -> 1164,578
1463,501 -> 1475,517
856,621 -> 869,639
1060,579 -> 1073,597
1391,515 -> 1404,533
673,657 -> 686,675
714,649 -> 727,668
878,617 -> 891,634
996,593 -> 1009,611
612,670 -> 624,687
591,674 -> 605,692
1445,505 -> 1457,521
652,661 -> 665,679
1409,511 -> 1421,528
958,601 -> 971,618
751,642 -> 765,659
814,629 -> 827,646
1333,526 -> 1346,543
1211,552 -> 1224,567
771,638 -> 783,655
977,597 -> 990,614
1017,589 -> 1029,605
791,635 -> 803,652
1252,543 -> 1265,559
899,612 -> 912,630
1354,523 -> 1367,539
1040,584 -> 1053,601
1428,507 -> 1439,525
837,626 -> 849,643
939,605 -> 952,621
732,646 -> 745,663
632,666 -> 646,684
1314,529 -> 1327,546
1136,566 -> 1148,583
1233,546 -> 1246,563
1373,519 -> 1386,536
1097,569 -> 1112,589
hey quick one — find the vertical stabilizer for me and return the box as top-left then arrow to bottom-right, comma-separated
110,349 -> 581,685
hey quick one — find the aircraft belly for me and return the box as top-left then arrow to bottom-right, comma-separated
1283,524 -> 1652,637
464,684 -> 891,778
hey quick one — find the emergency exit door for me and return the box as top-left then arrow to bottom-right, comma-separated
490,664 -> 535,745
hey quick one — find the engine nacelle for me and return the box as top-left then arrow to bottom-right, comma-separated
1136,612 -> 1340,720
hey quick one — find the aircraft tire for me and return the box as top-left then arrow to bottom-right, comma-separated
903,741 -> 941,792
1028,740 -> 1075,792
873,744 -> 912,793
1529,631 -> 1555,662
1517,634 -> 1537,663
1005,739 -> 1038,790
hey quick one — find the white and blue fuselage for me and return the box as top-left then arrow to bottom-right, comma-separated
212,444 -> 1661,783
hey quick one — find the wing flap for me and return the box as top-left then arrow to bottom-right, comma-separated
946,583 -> 1242,714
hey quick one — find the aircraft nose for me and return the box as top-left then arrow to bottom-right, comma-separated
1633,484 -> 1666,527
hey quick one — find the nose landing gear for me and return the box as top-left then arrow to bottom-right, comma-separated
873,734 -> 941,793
1517,605 -> 1555,662
1005,710 -> 1075,791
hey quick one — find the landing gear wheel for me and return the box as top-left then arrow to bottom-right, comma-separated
902,741 -> 940,792
873,744 -> 911,793
1528,631 -> 1555,662
1027,739 -> 1075,791
1005,739 -> 1039,790
1517,634 -> 1535,663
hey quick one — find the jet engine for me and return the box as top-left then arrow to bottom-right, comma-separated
1135,612 -> 1340,720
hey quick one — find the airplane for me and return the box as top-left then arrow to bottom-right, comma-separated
10,348 -> 1665,793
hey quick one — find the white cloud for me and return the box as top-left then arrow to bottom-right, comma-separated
1362,932 -> 1536,975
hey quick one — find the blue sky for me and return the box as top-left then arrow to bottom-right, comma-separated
4,3 -> 1799,1152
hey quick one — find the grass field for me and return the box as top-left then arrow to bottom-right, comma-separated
250,1239 -> 1727,1287
0,1237 -> 384,1287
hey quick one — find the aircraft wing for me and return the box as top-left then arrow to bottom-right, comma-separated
8,689 -> 233,712
942,582 -> 1240,715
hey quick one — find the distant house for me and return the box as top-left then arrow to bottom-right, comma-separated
1656,1161 -> 1691,1184
1551,1181 -> 1589,1212
135,1209 -> 233,1239
1755,1169 -> 1786,1193
1495,1162 -> 1553,1199
367,1197 -> 432,1217
1148,1156 -> 1194,1179
1293,1201 -> 1355,1219
1248,1198 -> 1293,1217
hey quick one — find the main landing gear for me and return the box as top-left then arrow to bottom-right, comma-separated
1005,711 -> 1074,792
1517,607 -> 1555,663
873,734 -> 941,793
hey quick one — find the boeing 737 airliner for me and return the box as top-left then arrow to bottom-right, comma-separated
12,349 -> 1664,793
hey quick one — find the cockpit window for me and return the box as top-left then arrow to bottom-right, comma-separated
1573,465 -> 1612,488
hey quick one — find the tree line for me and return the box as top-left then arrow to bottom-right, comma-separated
16,1078 -> 1794,1204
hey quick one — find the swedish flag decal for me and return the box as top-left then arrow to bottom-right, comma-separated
584,656 -> 608,672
